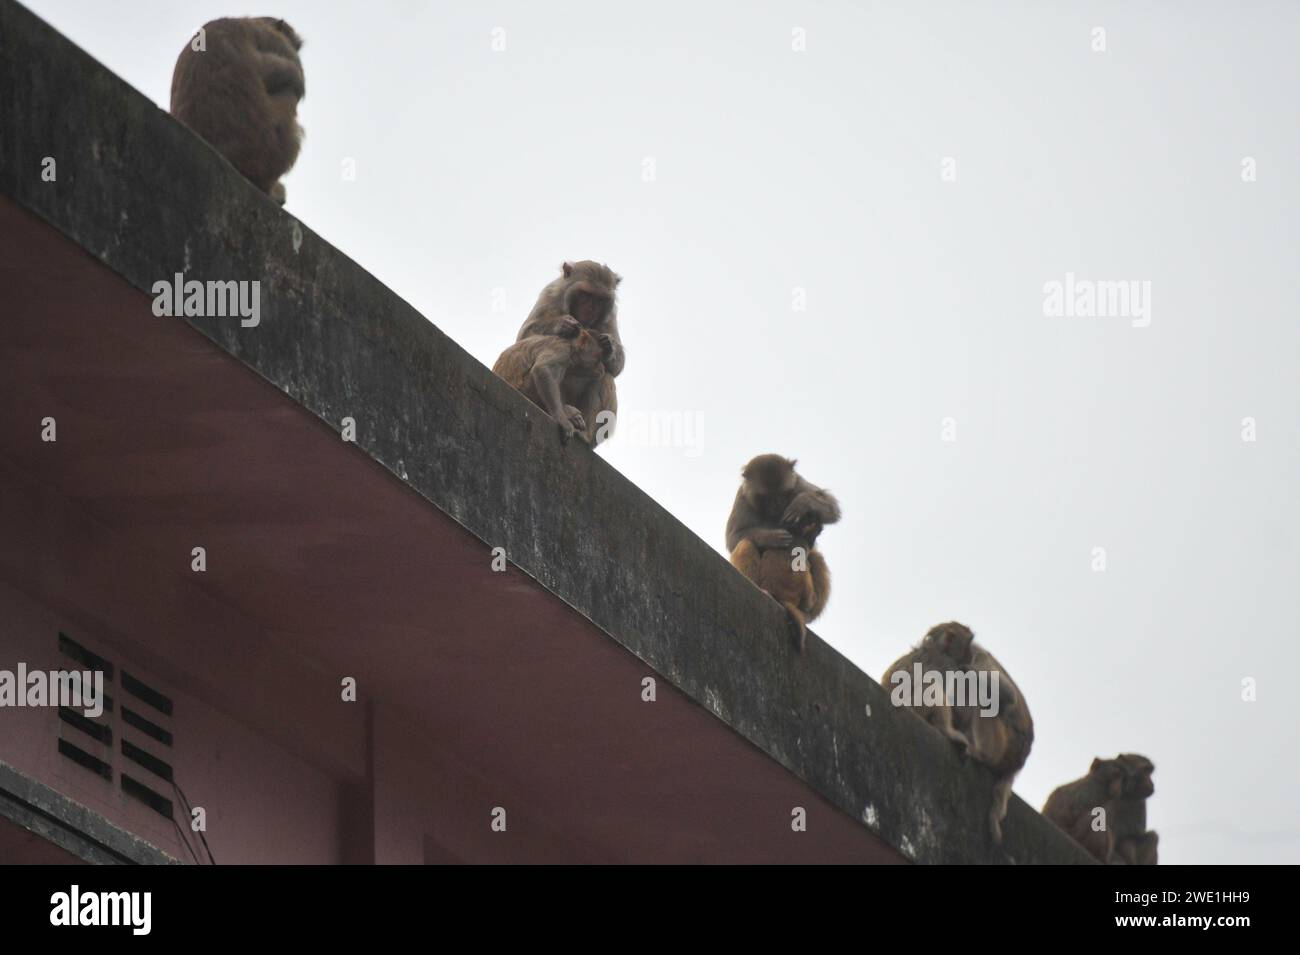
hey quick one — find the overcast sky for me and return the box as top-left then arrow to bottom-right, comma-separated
28,0 -> 1299,864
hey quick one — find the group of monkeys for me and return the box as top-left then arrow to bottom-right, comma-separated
169,19 -> 626,447
724,459 -> 1157,862
490,280 -> 1158,862
167,16 -> 1158,865
883,623 -> 1159,862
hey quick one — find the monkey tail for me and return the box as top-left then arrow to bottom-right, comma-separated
804,548 -> 831,621
989,775 -> 1015,844
782,603 -> 808,654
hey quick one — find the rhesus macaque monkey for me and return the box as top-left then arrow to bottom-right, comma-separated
170,17 -> 305,204
725,454 -> 840,552
514,261 -> 623,445
1044,754 -> 1158,864
492,329 -> 607,444
729,517 -> 829,652
1041,757 -> 1126,862
879,624 -> 977,754
881,622 -> 1034,844
1112,754 -> 1158,865
726,455 -> 839,651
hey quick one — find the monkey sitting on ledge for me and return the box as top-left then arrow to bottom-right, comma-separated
1110,754 -> 1159,865
881,622 -> 1034,845
170,17 -> 306,204
512,261 -> 624,446
1043,754 -> 1158,864
492,328 -> 607,445
726,455 -> 839,651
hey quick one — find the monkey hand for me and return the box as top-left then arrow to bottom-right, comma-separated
598,333 -> 616,358
563,405 -> 589,442
756,528 -> 794,549
780,501 -> 813,527
559,316 -> 583,338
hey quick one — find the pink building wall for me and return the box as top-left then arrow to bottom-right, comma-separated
0,444 -> 902,864
0,458 -> 354,863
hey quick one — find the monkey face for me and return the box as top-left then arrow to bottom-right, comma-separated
1118,755 -> 1156,797
924,622 -> 975,664
1128,774 -> 1155,798
560,261 -> 621,328
570,289 -> 610,327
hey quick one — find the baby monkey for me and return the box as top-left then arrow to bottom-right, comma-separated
730,517 -> 828,652
170,17 -> 306,204
492,328 -> 607,444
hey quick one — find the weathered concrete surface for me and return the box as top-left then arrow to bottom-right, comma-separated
0,761 -> 176,864
0,0 -> 1092,863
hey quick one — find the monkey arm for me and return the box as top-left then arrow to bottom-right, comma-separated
925,699 -> 972,753
580,374 -> 616,446
526,343 -> 579,440
598,315 -> 625,377
748,528 -> 795,549
724,490 -> 756,552
517,311 -> 579,341
781,481 -> 841,528
725,494 -> 793,552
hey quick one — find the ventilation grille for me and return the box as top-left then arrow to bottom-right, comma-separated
56,632 -> 176,821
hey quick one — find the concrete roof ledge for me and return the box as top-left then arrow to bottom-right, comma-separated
0,0 -> 1092,864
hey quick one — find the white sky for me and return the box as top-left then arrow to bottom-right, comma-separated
26,0 -> 1300,864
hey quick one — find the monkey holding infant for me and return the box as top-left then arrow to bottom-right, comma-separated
493,261 -> 624,446
726,454 -> 840,651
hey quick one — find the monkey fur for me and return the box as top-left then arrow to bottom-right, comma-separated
882,622 -> 1034,844
726,455 -> 839,651
730,518 -> 830,652
492,328 -> 607,444
170,17 -> 305,204
1111,754 -> 1159,864
879,624 -> 979,755
725,454 -> 841,553
514,261 -> 623,445
1044,754 -> 1158,864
